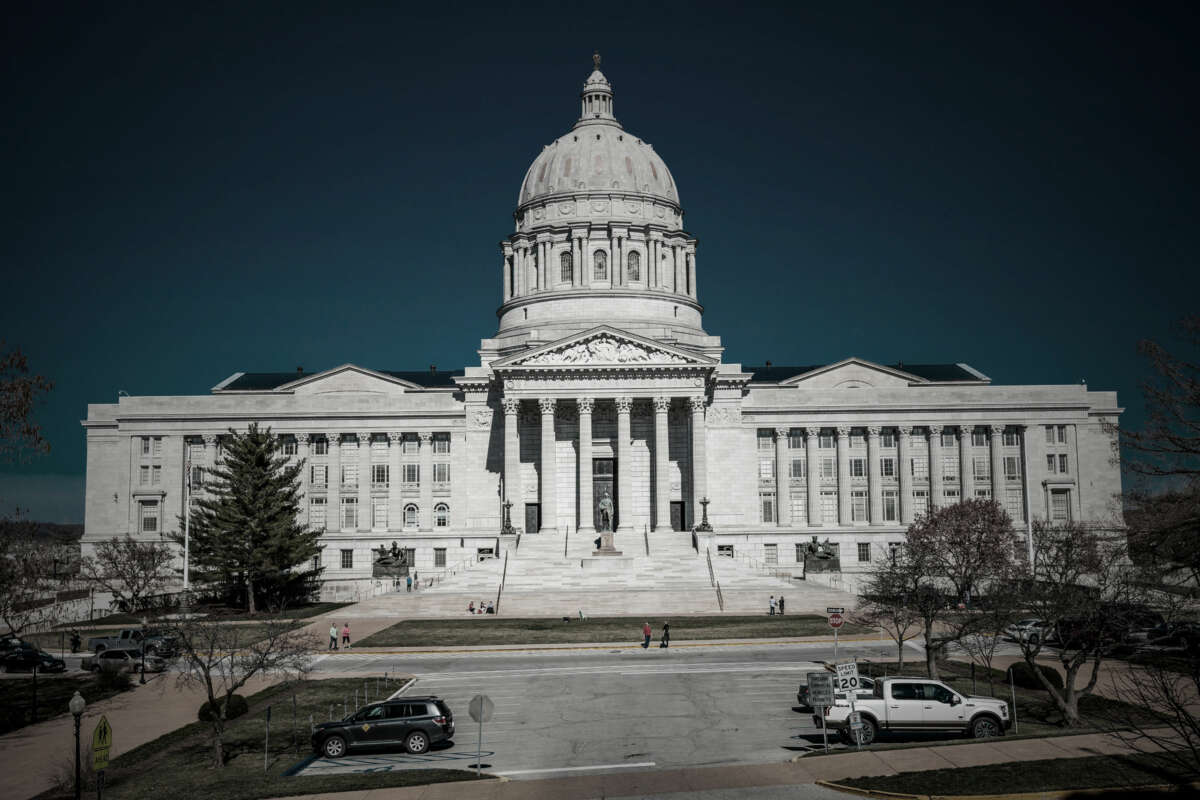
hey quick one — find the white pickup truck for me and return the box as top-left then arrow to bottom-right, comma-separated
817,676 -> 1010,745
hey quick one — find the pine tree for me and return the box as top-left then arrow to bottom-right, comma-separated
175,424 -> 322,613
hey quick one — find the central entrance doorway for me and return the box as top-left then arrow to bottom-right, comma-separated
592,458 -> 616,531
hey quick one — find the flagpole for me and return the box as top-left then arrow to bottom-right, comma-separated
184,459 -> 191,591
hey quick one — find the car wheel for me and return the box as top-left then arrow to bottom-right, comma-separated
404,730 -> 430,755
321,735 -> 347,758
855,718 -> 877,746
971,715 -> 1002,739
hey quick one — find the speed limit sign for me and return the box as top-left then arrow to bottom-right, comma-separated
835,661 -> 860,692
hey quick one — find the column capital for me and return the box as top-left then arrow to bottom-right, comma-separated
928,424 -> 943,436
896,425 -> 912,437
614,396 -> 633,414
387,432 -> 403,444
295,433 -> 310,445
836,425 -> 851,438
502,397 -> 520,415
417,431 -> 433,444
990,424 -> 1005,436
202,434 -> 218,447
867,425 -> 882,437
538,397 -> 557,415
805,426 -> 821,438
774,426 -> 789,440
653,396 -> 671,414
577,396 -> 595,414
688,396 -> 706,414
359,432 -> 373,445
327,432 -> 342,444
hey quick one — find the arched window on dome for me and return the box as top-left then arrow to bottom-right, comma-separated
627,250 -> 641,282
560,251 -> 573,284
404,504 -> 419,529
434,503 -> 449,528
594,249 -> 608,281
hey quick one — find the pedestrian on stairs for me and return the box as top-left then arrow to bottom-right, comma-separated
341,622 -> 351,649
769,595 -> 777,616
468,601 -> 476,614
778,595 -> 785,615
642,621 -> 652,649
328,623 -> 338,651
660,622 -> 670,649
406,574 -> 412,592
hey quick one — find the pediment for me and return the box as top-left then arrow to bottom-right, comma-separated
493,327 -> 714,369
781,358 -> 928,389
281,365 -> 420,395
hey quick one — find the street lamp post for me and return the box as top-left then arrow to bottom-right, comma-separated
69,691 -> 85,800
139,618 -> 147,685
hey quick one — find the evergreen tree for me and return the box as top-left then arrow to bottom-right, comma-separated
174,424 -> 322,613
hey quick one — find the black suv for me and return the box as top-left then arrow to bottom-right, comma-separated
311,697 -> 454,758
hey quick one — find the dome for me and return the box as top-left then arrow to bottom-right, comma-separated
518,127 -> 679,206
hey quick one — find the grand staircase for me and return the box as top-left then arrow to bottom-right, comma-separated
344,528 -> 857,619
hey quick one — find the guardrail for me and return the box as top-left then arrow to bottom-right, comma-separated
705,547 -> 716,587
495,551 -> 508,614
715,579 -> 725,611
643,526 -> 650,556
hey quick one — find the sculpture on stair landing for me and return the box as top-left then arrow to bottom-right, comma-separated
597,490 -> 615,532
801,536 -> 841,575
371,541 -> 410,578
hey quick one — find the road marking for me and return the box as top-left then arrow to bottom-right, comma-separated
495,761 -> 657,776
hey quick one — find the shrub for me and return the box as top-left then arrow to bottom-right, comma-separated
95,668 -> 133,693
1006,662 -> 1064,691
198,694 -> 249,722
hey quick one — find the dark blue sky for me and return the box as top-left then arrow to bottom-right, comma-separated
3,2 -> 1196,522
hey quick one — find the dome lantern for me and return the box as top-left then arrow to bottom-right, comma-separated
576,51 -> 619,128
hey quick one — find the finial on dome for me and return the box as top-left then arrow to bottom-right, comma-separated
593,50 -> 601,70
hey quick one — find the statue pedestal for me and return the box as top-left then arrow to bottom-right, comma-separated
592,530 -> 623,556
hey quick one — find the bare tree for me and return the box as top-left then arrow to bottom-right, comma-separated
168,616 -> 315,767
958,561 -> 1024,696
1105,655 -> 1200,778
0,343 -> 53,463
855,548 -> 922,668
79,536 -> 175,612
1017,520 -> 1139,727
0,524 -> 62,636
906,498 -> 1016,605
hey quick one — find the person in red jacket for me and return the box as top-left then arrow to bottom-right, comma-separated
642,621 -> 652,649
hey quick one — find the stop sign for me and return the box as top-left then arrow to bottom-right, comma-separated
829,612 -> 845,629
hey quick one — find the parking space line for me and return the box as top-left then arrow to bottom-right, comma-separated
495,761 -> 657,776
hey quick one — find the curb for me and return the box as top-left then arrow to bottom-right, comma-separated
815,779 -> 1198,800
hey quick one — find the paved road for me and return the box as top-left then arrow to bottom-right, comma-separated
294,639 -> 908,780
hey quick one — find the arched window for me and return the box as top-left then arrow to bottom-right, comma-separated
593,249 -> 608,281
560,251 -> 573,283
404,504 -> 419,528
627,250 -> 641,281
434,503 -> 449,528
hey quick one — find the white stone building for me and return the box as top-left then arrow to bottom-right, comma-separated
81,59 -> 1123,602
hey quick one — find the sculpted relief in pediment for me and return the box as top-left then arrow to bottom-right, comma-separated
522,334 -> 690,366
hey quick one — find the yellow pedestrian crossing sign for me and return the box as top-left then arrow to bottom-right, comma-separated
92,715 -> 113,771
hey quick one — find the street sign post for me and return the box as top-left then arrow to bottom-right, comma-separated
468,694 -> 494,775
92,715 -> 112,799
835,662 -> 863,751
806,672 -> 835,753
828,607 -> 845,659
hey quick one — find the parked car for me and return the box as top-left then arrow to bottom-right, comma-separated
82,649 -> 167,673
0,636 -> 29,654
1134,621 -> 1200,653
819,676 -> 1010,745
0,647 -> 66,673
311,697 -> 454,758
1004,619 -> 1052,645
86,629 -> 177,657
797,675 -> 875,709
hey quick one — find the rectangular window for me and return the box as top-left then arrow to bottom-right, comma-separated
341,497 -> 358,529
973,456 -> 990,480
340,549 -> 353,569
403,464 -> 420,484
139,500 -> 159,533
821,491 -> 837,523
760,492 -> 776,523
1045,426 -> 1055,444
152,437 -> 162,457
402,434 -> 419,455
314,439 -> 328,456
795,543 -> 805,563
757,429 -> 774,450
1058,454 -> 1069,474
850,433 -> 865,448
851,490 -> 867,522
764,543 -> 778,565
976,488 -> 992,499
880,457 -> 896,478
850,458 -> 866,478
311,465 -> 327,487
189,465 -> 205,490
1057,425 -> 1067,444
189,442 -> 204,460
311,555 -> 321,572
819,433 -> 834,449
790,458 -> 806,479
942,432 -> 956,448
972,430 -> 987,447
759,458 -> 774,480
141,436 -> 151,456
341,462 -> 358,487
1051,489 -> 1071,521
372,436 -> 388,457
913,489 -> 929,516
434,547 -> 447,567
150,465 -> 161,485
1004,456 -> 1021,481
282,438 -> 297,456
858,542 -> 871,562
883,489 -> 898,521
943,455 -> 958,481
139,465 -> 150,485
718,544 -> 734,558
788,430 -> 804,449
881,431 -> 896,448
372,499 -> 388,530
820,457 -> 836,479
1003,430 -> 1020,447
1046,454 -> 1057,473
434,463 -> 450,483
372,464 -> 389,487
310,497 -> 326,529
911,456 -> 929,479
1005,489 -> 1024,520
944,488 -> 960,502
433,433 -> 451,454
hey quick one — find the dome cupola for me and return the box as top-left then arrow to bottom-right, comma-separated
576,52 -> 619,127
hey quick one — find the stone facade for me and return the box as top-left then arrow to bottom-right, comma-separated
80,58 -> 1123,599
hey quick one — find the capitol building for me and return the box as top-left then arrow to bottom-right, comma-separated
81,59 -> 1123,610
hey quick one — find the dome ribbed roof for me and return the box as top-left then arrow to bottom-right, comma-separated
518,125 -> 679,206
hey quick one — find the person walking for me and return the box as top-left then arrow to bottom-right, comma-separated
468,601 -> 476,614
328,623 -> 338,651
778,595 -> 785,616
341,622 -> 351,649
659,622 -> 671,649
406,574 -> 412,592
769,595 -> 777,616
642,621 -> 652,649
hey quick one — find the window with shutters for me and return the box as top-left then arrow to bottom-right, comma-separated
141,436 -> 151,456
152,437 -> 163,457
139,466 -> 150,485
150,465 -> 161,485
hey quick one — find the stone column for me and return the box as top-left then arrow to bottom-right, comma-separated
608,232 -> 617,285
538,241 -> 547,291
674,245 -> 684,292
327,434 -> 341,530
837,426 -> 851,526
959,426 -> 974,501
388,432 -> 403,531
650,238 -> 660,287
502,399 -> 521,525
502,252 -> 512,299
419,432 -> 433,531
357,433 -> 371,530
539,398 -> 557,533
296,433 -> 310,528
687,248 -> 697,298
689,397 -> 707,529
928,425 -> 943,509
990,424 -> 1005,503
805,426 -> 821,527
513,245 -> 524,296
577,398 -> 594,535
897,426 -> 914,524
615,397 -> 633,533
578,234 -> 589,288
774,427 -> 791,527
868,425 -> 883,525
653,397 -> 672,532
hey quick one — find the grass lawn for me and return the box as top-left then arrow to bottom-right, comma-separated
0,672 -> 133,734
24,621 -> 308,653
39,677 -> 484,800
840,751 -> 1198,795
55,601 -> 354,628
359,614 -> 869,648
